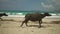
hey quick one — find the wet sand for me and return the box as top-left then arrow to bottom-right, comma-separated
0,17 -> 60,34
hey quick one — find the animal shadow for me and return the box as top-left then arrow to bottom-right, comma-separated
0,19 -> 14,21
28,25 -> 39,27
27,25 -> 50,28
50,21 -> 60,24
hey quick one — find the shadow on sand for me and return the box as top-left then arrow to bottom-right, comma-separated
27,24 -> 51,28
0,19 -> 14,21
28,25 -> 39,27
50,21 -> 60,24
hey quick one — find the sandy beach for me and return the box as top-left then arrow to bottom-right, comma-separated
0,16 -> 60,34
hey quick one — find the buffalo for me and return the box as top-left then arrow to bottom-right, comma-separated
0,13 -> 8,20
21,12 -> 51,28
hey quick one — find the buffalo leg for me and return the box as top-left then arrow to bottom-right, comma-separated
40,20 -> 42,24
24,18 -> 29,26
25,21 -> 28,26
40,20 -> 42,27
39,20 -> 42,28
20,21 -> 25,27
38,21 -> 41,28
20,20 -> 28,27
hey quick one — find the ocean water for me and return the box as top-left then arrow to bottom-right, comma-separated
0,10 -> 60,18
0,10 -> 60,16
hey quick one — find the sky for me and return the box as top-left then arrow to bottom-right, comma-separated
0,0 -> 60,11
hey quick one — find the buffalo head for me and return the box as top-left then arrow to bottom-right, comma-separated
3,13 -> 8,16
44,12 -> 51,16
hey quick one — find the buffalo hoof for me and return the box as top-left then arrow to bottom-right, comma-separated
20,25 -> 23,27
38,26 -> 41,28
